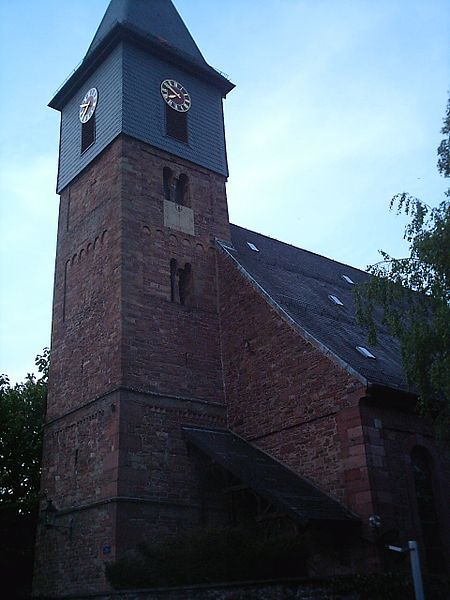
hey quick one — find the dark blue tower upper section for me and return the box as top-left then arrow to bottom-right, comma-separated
50,0 -> 234,192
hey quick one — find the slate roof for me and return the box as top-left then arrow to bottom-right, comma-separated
85,0 -> 206,65
50,0 -> 233,110
183,427 -> 358,525
220,224 -> 409,393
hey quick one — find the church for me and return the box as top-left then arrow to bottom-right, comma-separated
33,1 -> 450,597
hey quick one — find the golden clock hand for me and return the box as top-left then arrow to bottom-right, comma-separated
167,84 -> 182,99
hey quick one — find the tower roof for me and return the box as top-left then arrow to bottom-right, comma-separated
49,0 -> 233,110
85,0 -> 206,65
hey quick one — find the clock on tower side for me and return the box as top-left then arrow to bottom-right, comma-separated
34,29 -> 234,599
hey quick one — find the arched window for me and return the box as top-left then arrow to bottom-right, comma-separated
163,167 -> 174,201
175,174 -> 189,206
411,447 -> 443,572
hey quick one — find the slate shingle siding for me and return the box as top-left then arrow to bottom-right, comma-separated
57,44 -> 124,193
122,44 -> 228,177
56,41 -> 228,193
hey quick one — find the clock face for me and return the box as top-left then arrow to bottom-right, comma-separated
79,88 -> 98,123
161,79 -> 192,113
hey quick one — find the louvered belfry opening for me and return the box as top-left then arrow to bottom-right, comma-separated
163,167 -> 173,200
81,116 -> 96,153
166,105 -> 188,143
175,174 -> 189,206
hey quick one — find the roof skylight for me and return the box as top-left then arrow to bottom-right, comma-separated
356,346 -> 376,359
341,274 -> 355,285
247,242 -> 259,252
328,294 -> 344,306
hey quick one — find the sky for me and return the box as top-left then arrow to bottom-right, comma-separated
0,0 -> 449,383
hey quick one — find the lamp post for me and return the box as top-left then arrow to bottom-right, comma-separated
387,541 -> 425,600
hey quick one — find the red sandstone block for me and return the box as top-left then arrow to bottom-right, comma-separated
353,490 -> 373,505
347,425 -> 363,440
345,478 -> 370,493
343,455 -> 367,470
345,468 -> 362,482
349,444 -> 367,457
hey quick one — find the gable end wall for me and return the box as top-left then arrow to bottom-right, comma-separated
217,251 -> 371,515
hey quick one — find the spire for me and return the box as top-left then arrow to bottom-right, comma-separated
85,0 -> 206,65
49,0 -> 233,111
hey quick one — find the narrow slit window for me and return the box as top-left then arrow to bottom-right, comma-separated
170,260 -> 193,306
179,263 -> 192,306
329,294 -> 344,306
356,346 -> 376,359
170,259 -> 179,303
81,115 -> 96,153
247,242 -> 259,252
166,105 -> 188,143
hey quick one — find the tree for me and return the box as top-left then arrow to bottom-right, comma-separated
0,349 -> 48,598
356,99 -> 450,441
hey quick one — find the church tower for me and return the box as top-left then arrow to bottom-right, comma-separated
33,1 -> 234,596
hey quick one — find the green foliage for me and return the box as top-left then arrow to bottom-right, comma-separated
356,99 -> 450,440
0,348 -> 48,513
0,349 -> 48,598
437,97 -> 450,177
106,535 -> 449,599
105,527 -> 308,589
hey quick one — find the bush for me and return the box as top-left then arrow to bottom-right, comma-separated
105,527 -> 309,589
